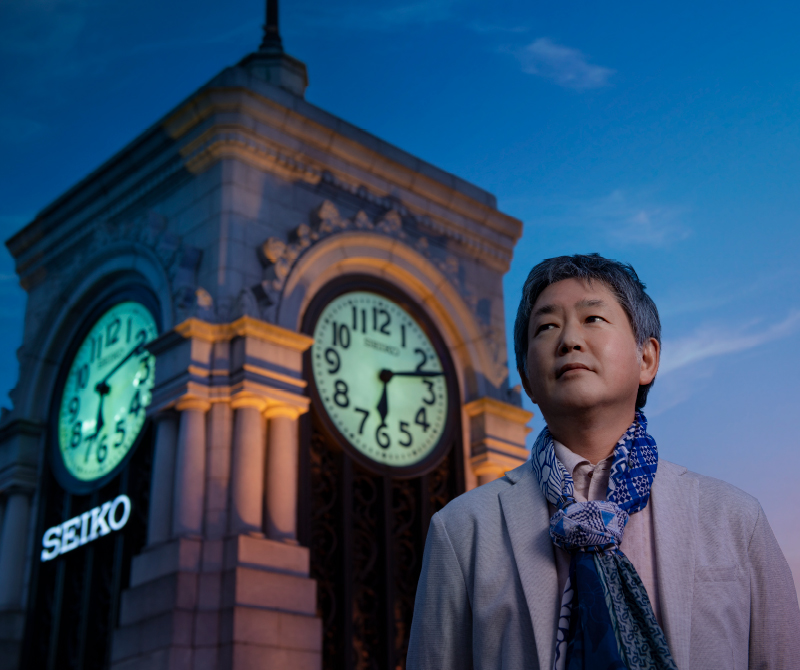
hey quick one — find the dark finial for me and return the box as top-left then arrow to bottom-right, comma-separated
260,0 -> 283,51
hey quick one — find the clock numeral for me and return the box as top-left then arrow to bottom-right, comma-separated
415,407 -> 431,432
372,307 -> 391,336
354,407 -> 369,434
139,356 -> 151,383
401,324 -> 406,348
76,364 -> 89,390
106,317 -> 121,346
67,396 -> 80,421
91,336 -> 102,363
422,379 -> 436,406
114,419 -> 127,448
333,380 -> 349,408
414,348 -> 428,372
352,306 -> 368,333
84,433 -> 96,462
324,347 -> 340,374
70,421 -> 82,449
129,389 -> 142,415
375,423 -> 390,449
331,322 -> 351,349
399,421 -> 413,447
96,434 -> 108,463
126,317 -> 132,344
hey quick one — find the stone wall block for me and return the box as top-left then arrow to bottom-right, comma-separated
224,534 -> 309,575
194,609 -> 221,647
221,566 -> 315,614
130,538 -> 202,587
111,609 -> 194,662
225,643 -> 321,670
119,572 -> 198,625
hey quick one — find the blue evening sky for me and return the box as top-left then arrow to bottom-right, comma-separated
2,0 -> 799,588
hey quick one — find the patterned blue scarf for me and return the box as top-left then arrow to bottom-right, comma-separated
531,412 -> 677,670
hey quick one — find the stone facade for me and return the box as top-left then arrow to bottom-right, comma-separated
0,58 -> 531,669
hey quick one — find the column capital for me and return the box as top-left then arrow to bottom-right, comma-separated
464,397 -> 533,485
231,393 -> 268,412
176,397 -> 212,412
263,400 -> 308,420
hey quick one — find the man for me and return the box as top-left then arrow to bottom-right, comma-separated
407,253 -> 800,669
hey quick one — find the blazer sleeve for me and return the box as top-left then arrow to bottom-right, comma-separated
406,512 -> 473,670
747,504 -> 800,669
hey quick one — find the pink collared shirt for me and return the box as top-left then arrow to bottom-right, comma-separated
550,440 -> 663,627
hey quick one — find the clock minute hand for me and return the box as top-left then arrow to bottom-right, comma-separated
386,370 -> 445,378
99,342 -> 145,385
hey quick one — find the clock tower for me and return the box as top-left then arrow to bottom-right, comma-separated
0,2 -> 533,668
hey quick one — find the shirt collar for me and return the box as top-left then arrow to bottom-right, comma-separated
553,439 -> 614,476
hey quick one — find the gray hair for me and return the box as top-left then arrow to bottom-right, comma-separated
513,253 -> 661,409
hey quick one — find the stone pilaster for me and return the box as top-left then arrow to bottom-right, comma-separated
464,397 -> 533,485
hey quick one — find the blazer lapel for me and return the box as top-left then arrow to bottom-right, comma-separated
651,460 -> 699,670
499,466 -> 560,670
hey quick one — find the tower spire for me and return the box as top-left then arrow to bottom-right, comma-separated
239,0 -> 309,97
260,0 -> 282,52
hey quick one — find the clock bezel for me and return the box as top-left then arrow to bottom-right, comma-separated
48,286 -> 162,495
302,275 -> 460,478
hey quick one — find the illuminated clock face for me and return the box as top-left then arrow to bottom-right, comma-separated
311,291 -> 449,468
57,302 -> 158,483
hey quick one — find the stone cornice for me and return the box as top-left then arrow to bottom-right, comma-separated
163,78 -> 523,253
174,316 -> 314,351
463,397 -> 533,426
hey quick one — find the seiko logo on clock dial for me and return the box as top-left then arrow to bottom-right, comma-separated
311,292 -> 448,467
57,302 -> 158,483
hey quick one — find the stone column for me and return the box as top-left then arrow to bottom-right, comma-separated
229,398 -> 267,536
172,398 -> 210,537
0,492 -> 31,609
264,406 -> 301,543
147,412 -> 178,545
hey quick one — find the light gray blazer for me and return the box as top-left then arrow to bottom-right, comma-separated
407,459 -> 800,670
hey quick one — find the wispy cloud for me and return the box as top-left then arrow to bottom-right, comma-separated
660,310 -> 800,375
516,38 -> 614,90
586,190 -> 691,247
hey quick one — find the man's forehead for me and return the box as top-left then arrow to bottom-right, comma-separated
531,277 -> 620,315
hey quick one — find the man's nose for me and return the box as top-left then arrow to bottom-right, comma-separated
558,322 -> 583,354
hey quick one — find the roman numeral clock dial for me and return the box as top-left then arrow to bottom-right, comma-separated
56,301 -> 158,487
311,291 -> 449,468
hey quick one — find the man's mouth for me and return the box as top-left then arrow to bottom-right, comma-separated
557,363 -> 591,379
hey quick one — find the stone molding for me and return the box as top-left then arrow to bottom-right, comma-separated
464,397 -> 533,481
162,82 -> 521,257
148,317 -> 311,417
174,315 -> 314,351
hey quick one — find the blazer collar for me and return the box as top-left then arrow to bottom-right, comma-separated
650,459 -> 698,670
500,463 -> 560,670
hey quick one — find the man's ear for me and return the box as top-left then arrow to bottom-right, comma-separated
519,366 -> 537,403
639,337 -> 660,386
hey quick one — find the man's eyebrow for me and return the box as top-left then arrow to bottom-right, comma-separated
576,299 -> 607,309
532,303 -> 556,319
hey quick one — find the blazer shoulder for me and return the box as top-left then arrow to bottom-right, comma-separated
435,463 -> 530,535
658,458 -> 762,537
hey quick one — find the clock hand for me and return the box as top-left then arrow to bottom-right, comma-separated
376,369 -> 392,425
99,342 -> 145,385
376,370 -> 444,382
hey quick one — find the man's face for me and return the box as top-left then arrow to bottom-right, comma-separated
524,278 -> 656,419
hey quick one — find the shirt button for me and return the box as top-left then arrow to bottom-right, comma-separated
587,471 -> 593,478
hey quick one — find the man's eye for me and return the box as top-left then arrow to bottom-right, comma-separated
586,315 -> 606,323
535,323 -> 556,335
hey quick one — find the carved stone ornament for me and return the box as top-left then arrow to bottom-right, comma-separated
255,199 -> 511,389
258,199 -> 461,300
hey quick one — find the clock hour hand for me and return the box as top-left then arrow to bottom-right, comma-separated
376,369 -> 392,425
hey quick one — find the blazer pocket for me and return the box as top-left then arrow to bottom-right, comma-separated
696,564 -> 740,582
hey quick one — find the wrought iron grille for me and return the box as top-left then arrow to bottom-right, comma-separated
300,410 -> 463,670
